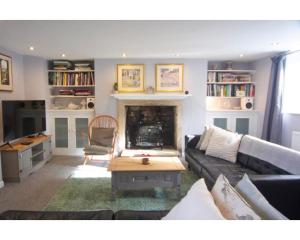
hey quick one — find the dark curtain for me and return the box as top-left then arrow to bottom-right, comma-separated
262,54 -> 286,144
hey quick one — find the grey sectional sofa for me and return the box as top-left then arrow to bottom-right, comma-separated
185,134 -> 300,219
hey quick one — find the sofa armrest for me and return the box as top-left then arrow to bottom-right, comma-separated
114,210 -> 169,220
250,175 -> 300,220
0,210 -> 114,220
185,135 -> 201,149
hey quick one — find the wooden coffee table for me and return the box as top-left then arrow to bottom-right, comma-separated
108,156 -> 186,199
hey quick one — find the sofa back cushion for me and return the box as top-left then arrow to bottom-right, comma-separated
238,135 -> 300,174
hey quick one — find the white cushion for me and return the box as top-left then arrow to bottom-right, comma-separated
205,127 -> 242,163
211,175 -> 261,220
199,126 -> 215,151
162,178 -> 225,220
196,125 -> 209,149
235,174 -> 288,220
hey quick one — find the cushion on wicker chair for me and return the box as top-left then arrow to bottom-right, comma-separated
90,128 -> 114,147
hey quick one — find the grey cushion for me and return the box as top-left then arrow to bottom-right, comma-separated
235,174 -> 288,220
90,127 -> 114,147
84,145 -> 111,155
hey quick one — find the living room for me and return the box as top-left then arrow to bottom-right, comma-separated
1,0 -> 300,239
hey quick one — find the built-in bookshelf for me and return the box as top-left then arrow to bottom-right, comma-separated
206,69 -> 256,111
48,60 -> 95,110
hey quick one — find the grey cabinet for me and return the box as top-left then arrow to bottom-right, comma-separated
1,136 -> 52,182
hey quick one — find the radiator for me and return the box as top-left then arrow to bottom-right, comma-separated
291,131 -> 300,151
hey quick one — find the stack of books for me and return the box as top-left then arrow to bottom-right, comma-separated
74,62 -> 92,71
53,61 -> 72,70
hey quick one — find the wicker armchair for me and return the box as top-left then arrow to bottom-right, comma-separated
83,115 -> 118,165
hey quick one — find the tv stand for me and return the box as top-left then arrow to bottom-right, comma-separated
0,142 -> 13,149
21,141 -> 34,145
0,135 -> 52,182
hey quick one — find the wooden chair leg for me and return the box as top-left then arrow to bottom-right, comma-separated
84,155 -> 89,165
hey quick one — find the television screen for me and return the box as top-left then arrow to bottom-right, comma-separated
2,100 -> 46,142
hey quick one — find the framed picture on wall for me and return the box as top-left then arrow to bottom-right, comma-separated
0,53 -> 13,91
117,64 -> 144,92
155,64 -> 184,92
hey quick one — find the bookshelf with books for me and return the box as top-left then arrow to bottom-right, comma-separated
48,60 -> 95,111
206,69 -> 256,111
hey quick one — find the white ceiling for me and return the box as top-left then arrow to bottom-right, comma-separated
0,20 -> 299,61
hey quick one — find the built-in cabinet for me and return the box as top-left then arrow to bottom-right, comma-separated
206,111 -> 258,136
48,110 -> 94,156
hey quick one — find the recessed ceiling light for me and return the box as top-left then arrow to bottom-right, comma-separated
271,42 -> 279,46
175,53 -> 180,57
122,53 -> 127,58
61,53 -> 66,58
29,46 -> 34,51
239,53 -> 244,58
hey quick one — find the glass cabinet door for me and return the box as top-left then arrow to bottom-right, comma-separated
213,118 -> 228,130
55,118 -> 68,148
75,118 -> 89,148
236,118 -> 249,134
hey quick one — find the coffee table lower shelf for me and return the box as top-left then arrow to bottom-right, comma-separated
111,171 -> 182,200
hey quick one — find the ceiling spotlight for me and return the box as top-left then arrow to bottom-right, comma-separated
175,53 -> 180,57
61,53 -> 66,58
29,46 -> 34,51
271,42 -> 279,46
239,53 -> 244,58
122,53 -> 127,58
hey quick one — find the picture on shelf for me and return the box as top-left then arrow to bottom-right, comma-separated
156,64 -> 184,92
0,53 -> 13,91
117,64 -> 144,92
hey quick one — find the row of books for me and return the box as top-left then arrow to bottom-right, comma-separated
48,72 -> 95,86
51,61 -> 93,70
58,89 -> 93,96
207,84 -> 255,97
208,72 -> 252,82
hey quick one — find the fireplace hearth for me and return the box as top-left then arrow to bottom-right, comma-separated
125,106 -> 175,149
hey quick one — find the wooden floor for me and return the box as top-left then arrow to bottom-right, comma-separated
0,156 -> 107,213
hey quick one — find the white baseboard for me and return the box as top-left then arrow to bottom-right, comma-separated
0,180 -> 4,188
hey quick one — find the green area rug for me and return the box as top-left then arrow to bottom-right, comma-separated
45,171 -> 199,211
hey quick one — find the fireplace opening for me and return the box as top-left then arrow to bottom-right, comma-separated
125,106 -> 176,149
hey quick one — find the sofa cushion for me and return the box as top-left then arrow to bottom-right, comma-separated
211,175 -> 261,220
239,135 -> 300,174
206,127 -> 242,163
186,148 -> 257,186
114,210 -> 169,220
0,210 -> 114,220
235,174 -> 288,220
162,178 -> 225,220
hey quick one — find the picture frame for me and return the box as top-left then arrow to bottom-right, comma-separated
155,64 -> 184,92
117,64 -> 144,92
0,53 -> 13,91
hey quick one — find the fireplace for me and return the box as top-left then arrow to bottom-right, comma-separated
125,106 -> 175,149
117,100 -> 183,151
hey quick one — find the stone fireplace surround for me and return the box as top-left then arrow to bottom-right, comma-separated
117,100 -> 183,152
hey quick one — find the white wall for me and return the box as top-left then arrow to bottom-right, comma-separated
94,59 -> 208,136
23,55 -> 49,105
0,47 -> 26,143
251,57 -> 272,137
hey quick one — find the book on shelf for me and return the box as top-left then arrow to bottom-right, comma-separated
207,72 -> 252,83
207,83 -> 255,97
48,72 -> 95,86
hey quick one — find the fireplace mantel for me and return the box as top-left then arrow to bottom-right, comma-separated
111,93 -> 192,101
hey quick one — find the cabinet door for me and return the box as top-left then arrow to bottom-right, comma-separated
235,118 -> 250,135
19,149 -> 32,178
213,118 -> 228,130
75,118 -> 89,148
54,118 -> 69,148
